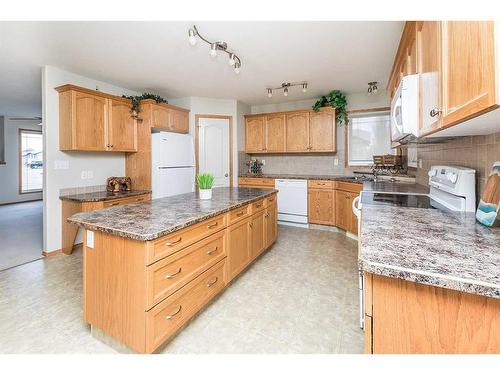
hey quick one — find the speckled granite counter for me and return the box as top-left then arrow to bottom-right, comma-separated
69,187 -> 277,241
362,181 -> 429,195
359,204 -> 500,299
239,174 -> 362,183
60,189 -> 151,202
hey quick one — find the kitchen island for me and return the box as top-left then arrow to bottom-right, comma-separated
69,187 -> 278,353
359,203 -> 500,354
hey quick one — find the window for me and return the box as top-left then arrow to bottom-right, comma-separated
347,112 -> 394,166
19,129 -> 43,193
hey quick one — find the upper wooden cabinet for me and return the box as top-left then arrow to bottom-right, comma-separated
56,85 -> 137,152
147,100 -> 189,134
245,107 -> 336,154
389,21 -> 500,138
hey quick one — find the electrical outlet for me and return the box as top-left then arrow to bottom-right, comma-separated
261,160 -> 266,165
334,158 -> 339,166
87,170 -> 94,179
81,170 -> 88,180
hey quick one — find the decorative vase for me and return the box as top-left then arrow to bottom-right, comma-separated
199,188 -> 212,200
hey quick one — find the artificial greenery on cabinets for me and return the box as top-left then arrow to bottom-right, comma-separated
312,90 -> 348,125
122,93 -> 168,116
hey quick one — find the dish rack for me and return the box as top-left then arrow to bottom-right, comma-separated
372,154 -> 405,174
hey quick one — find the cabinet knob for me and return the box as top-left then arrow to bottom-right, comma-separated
429,108 -> 442,117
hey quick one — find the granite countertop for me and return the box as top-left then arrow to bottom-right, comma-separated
239,174 -> 362,183
60,189 -> 151,202
68,187 -> 277,241
359,204 -> 500,299
362,181 -> 429,195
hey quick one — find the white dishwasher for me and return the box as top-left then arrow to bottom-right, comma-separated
275,179 -> 308,226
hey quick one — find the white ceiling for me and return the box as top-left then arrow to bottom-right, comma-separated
0,21 -> 403,117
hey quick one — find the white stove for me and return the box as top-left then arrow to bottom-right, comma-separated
428,165 -> 476,212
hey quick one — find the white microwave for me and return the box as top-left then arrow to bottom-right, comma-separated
390,74 -> 419,142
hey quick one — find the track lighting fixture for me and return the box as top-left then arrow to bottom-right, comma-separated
265,82 -> 309,98
188,25 -> 242,74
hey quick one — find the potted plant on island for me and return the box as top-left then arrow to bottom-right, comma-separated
196,173 -> 215,200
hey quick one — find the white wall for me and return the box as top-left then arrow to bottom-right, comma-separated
42,66 -> 139,253
168,96 -> 250,187
0,117 -> 43,204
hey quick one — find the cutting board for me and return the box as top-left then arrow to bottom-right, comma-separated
476,161 -> 500,227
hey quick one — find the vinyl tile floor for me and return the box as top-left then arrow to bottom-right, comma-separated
0,200 -> 43,271
0,225 -> 363,354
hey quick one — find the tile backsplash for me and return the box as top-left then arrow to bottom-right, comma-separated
416,132 -> 500,199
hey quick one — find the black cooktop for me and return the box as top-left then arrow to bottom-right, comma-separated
361,192 -> 440,209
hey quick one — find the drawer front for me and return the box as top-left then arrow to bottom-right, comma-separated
265,193 -> 277,207
102,193 -> 151,208
239,177 -> 275,187
229,204 -> 251,225
147,214 -> 227,265
336,181 -> 363,193
251,199 -> 265,214
308,180 -> 334,189
147,230 -> 226,309
146,259 -> 226,353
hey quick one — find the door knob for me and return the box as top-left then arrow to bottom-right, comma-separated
429,108 -> 442,117
225,173 -> 228,177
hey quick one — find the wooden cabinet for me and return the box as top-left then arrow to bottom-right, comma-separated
250,210 -> 266,259
265,202 -> 278,248
309,110 -> 336,152
227,216 -> 251,281
244,108 -> 336,154
245,116 -> 265,152
308,189 -> 335,226
56,85 -> 137,152
150,102 -> 189,134
265,114 -> 286,152
285,111 -> 310,152
238,177 -> 275,189
335,190 -> 351,232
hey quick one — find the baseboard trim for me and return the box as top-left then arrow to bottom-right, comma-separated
43,242 -> 83,257
0,198 -> 43,206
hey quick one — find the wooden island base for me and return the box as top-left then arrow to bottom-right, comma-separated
364,273 -> 500,354
83,193 -> 277,353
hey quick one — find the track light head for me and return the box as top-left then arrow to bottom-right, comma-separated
209,43 -> 217,58
283,87 -> 289,97
302,83 -> 308,93
234,62 -> 241,74
267,89 -> 273,98
188,29 -> 197,46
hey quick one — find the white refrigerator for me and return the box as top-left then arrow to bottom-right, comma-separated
151,132 -> 196,199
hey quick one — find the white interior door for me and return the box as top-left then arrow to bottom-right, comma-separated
198,117 -> 230,187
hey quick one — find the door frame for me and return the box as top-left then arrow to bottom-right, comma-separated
18,128 -> 43,195
195,114 -> 233,188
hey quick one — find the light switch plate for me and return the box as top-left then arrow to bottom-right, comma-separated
54,160 -> 69,170
81,171 -> 88,180
86,230 -> 94,249
334,158 -> 339,166
87,170 -> 94,179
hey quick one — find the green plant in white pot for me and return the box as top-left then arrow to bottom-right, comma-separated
196,173 -> 215,200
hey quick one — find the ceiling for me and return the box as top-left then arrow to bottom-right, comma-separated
0,21 -> 403,117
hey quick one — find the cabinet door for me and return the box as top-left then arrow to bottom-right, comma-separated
417,21 -> 442,134
309,110 -> 336,152
335,190 -> 350,231
227,218 -> 251,280
265,203 -> 277,248
250,211 -> 265,260
151,105 -> 171,130
285,112 -> 310,152
74,91 -> 107,150
442,21 -> 496,127
308,189 -> 335,225
170,109 -> 189,134
265,114 -> 286,152
108,99 -> 137,152
245,117 -> 265,152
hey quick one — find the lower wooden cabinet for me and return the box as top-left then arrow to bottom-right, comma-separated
238,177 -> 275,189
227,217 -> 251,281
250,210 -> 266,259
265,202 -> 278,248
308,189 -> 335,225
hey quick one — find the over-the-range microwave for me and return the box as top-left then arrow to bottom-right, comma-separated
390,73 -> 419,142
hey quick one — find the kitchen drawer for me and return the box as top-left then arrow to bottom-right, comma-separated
146,230 -> 226,309
251,199 -> 265,214
265,193 -> 277,207
239,177 -> 275,187
228,204 -> 251,225
146,259 -> 226,353
308,180 -> 335,189
102,193 -> 151,208
147,214 -> 227,265
336,181 -> 363,193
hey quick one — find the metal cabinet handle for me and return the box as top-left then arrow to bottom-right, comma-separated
206,277 -> 218,287
236,211 -> 245,217
430,108 -> 442,117
264,213 -> 269,218
207,222 -> 218,229
164,267 -> 182,279
206,246 -> 218,255
165,237 -> 182,246
109,202 -> 120,206
136,198 -> 144,201
165,305 -> 182,320
249,222 -> 253,228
